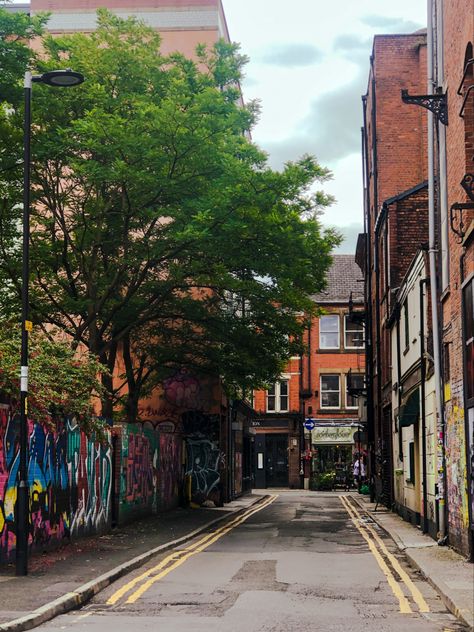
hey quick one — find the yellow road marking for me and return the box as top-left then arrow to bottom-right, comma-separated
126,495 -> 277,604
340,495 -> 413,614
345,496 -> 430,613
107,495 -> 278,606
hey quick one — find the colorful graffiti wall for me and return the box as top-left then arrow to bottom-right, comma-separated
0,405 -> 112,563
445,405 -> 470,552
182,412 -> 223,506
0,402 -> 187,564
118,425 -> 158,523
159,433 -> 182,510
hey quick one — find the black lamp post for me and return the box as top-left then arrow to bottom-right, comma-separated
16,68 -> 84,577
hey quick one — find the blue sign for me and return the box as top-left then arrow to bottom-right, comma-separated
304,418 -> 315,431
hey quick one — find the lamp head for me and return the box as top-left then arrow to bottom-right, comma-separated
38,69 -> 84,88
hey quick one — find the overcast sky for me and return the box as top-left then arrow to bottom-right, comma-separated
221,0 -> 427,253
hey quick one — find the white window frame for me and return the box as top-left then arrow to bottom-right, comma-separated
320,374 -> 341,409
344,315 -> 365,350
346,373 -> 364,409
266,379 -> 289,413
319,314 -> 340,350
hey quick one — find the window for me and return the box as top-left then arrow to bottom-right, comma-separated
266,380 -> 289,412
408,441 -> 415,484
464,278 -> 474,402
319,315 -> 340,349
403,299 -> 409,350
344,315 -> 364,349
320,374 -> 340,409
346,373 -> 364,408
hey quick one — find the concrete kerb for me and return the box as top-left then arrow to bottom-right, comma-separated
0,495 -> 269,632
349,494 -> 473,630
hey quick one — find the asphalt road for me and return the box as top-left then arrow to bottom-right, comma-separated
36,492 -> 468,632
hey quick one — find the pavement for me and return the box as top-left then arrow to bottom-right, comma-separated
0,493 -> 265,632
351,492 -> 474,630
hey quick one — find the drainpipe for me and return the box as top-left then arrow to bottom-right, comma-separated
362,94 -> 375,502
435,0 -> 449,291
419,278 -> 429,535
427,0 -> 447,543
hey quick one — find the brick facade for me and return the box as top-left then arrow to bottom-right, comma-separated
440,0 -> 474,555
252,256 -> 365,489
362,33 -> 429,508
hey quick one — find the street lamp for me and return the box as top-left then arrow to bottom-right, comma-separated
17,68 -> 84,577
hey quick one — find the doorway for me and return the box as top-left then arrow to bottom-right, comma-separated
266,434 -> 289,487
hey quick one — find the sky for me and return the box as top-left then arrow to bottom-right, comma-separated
221,0 -> 427,253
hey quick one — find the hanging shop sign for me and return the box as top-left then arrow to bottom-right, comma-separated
311,425 -> 355,444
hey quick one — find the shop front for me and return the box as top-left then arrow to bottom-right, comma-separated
310,422 -> 367,489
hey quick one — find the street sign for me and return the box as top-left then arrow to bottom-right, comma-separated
304,418 -> 315,430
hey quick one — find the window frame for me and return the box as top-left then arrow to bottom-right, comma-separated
346,373 -> 364,409
320,374 -> 341,409
463,276 -> 474,405
344,315 -> 365,350
266,379 -> 289,413
403,299 -> 410,350
319,314 -> 340,350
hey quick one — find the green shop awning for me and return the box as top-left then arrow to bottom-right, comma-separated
399,389 -> 420,428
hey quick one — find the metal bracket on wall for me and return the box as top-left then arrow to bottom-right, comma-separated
449,202 -> 474,243
401,89 -> 448,125
461,173 -> 474,202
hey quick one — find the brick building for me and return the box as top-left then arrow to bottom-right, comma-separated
437,0 -> 474,556
359,1 -> 474,558
252,255 -> 365,490
359,32 -> 429,509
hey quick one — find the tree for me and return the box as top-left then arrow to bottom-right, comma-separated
0,323 -> 105,432
0,8 -> 49,317
0,10 -> 340,421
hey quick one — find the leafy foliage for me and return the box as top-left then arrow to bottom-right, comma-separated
0,323 -> 106,433
0,10 -> 340,421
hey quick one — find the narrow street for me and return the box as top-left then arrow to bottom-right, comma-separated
35,492 -> 467,632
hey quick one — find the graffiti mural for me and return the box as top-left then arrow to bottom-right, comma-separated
0,405 -> 112,563
445,405 -> 470,548
182,411 -> 222,505
159,433 -> 182,510
164,370 -> 204,409
119,425 -> 158,522
67,418 -> 112,537
185,438 -> 222,505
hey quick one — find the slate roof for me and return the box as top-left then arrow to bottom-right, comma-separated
313,254 -> 364,305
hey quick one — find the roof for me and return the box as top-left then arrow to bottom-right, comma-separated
313,254 -> 364,305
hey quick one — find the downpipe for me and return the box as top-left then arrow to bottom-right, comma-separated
427,0 -> 447,544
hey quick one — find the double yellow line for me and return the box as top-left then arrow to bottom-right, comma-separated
340,495 -> 429,615
107,494 -> 278,606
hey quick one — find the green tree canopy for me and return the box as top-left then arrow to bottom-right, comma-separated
0,10 -> 340,421
0,323 -> 105,431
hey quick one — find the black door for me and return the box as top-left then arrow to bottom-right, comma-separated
266,434 -> 289,487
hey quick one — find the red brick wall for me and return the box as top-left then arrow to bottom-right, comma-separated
253,308 -> 365,422
441,0 -> 473,555
369,34 -> 428,212
364,32 -> 429,507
